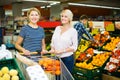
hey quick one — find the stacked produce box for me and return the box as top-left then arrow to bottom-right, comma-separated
0,58 -> 25,80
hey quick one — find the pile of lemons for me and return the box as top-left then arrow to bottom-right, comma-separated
76,61 -> 97,70
0,66 -> 19,80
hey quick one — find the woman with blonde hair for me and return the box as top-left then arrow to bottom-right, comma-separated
15,8 -> 48,58
49,9 -> 78,73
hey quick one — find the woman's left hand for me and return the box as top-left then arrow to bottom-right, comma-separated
54,50 -> 62,54
41,50 -> 48,54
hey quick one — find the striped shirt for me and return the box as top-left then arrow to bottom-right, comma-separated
19,25 -> 45,52
74,22 -> 93,43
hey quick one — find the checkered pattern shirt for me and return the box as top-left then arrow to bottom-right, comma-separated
74,22 -> 93,43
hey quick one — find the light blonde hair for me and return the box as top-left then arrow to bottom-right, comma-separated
60,9 -> 73,22
27,8 -> 41,21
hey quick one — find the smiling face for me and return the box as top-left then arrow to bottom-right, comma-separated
60,9 -> 73,25
28,11 -> 40,24
60,13 -> 70,24
27,8 -> 41,24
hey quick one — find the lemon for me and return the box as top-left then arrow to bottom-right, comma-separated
9,69 -> 18,76
0,77 -> 4,80
1,67 -> 9,74
0,71 -> 3,77
2,73 -> 10,80
11,76 -> 19,80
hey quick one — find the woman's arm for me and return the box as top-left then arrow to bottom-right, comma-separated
68,30 -> 78,52
15,36 -> 24,52
41,38 -> 48,54
15,36 -> 30,55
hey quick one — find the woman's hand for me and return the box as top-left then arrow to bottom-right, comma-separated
23,49 -> 30,55
49,49 -> 66,54
48,49 -> 55,53
54,50 -> 63,54
41,49 -> 48,54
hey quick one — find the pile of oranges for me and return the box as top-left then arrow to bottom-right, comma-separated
91,52 -> 111,67
103,37 -> 120,51
38,58 -> 61,75
76,48 -> 94,62
92,31 -> 109,47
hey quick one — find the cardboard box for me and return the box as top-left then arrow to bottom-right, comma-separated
102,74 -> 120,80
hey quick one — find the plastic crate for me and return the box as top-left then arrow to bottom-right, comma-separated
0,58 -> 25,80
73,66 -> 101,77
73,73 -> 102,80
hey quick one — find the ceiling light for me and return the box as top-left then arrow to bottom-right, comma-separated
22,8 -> 33,11
41,6 -> 45,9
24,0 -> 60,3
50,2 -> 60,6
68,3 -> 120,10
47,5 -> 51,8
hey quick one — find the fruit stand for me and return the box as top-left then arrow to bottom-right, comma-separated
73,30 -> 120,80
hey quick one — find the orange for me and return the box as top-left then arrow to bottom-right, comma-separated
55,60 -> 60,66
43,63 -> 48,68
55,70 -> 61,75
38,60 -> 44,65
47,59 -> 53,65
56,66 -> 60,71
46,66 -> 52,71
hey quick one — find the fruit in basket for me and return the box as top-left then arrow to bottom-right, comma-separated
0,77 -> 3,80
76,52 -> 86,61
38,58 -> 61,75
1,67 -> 9,74
11,75 -> 19,80
91,52 -> 111,67
76,48 -> 94,62
0,67 -> 19,80
55,70 -> 61,75
2,73 -> 10,80
55,60 -> 60,66
76,61 -> 96,70
86,48 -> 94,55
103,37 -> 120,51
92,32 -> 110,47
105,62 -> 118,72
9,69 -> 18,76
0,71 -> 3,77
77,39 -> 91,52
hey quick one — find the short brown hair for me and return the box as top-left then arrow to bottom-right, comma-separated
80,15 -> 88,20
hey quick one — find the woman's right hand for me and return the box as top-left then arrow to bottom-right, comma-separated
48,49 -> 55,53
23,49 -> 31,55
